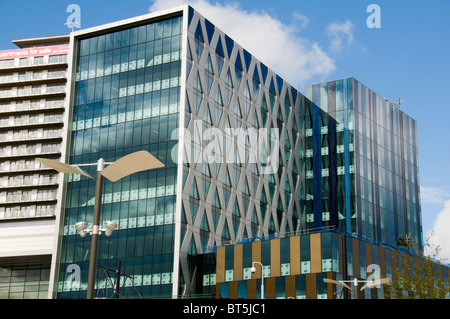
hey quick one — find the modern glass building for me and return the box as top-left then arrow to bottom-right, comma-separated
46,5 -> 429,300
54,5 -> 306,299
55,8 -> 183,298
305,79 -> 422,251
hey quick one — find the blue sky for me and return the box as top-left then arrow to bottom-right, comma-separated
1,0 -> 449,258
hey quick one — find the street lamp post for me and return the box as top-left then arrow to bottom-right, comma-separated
37,150 -> 164,299
87,158 -> 105,299
251,261 -> 264,299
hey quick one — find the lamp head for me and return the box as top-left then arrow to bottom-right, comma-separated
104,221 -> 117,236
251,267 -> 257,274
75,221 -> 88,237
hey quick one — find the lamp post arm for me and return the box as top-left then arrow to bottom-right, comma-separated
36,158 -> 95,179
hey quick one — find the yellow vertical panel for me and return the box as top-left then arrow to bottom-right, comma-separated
271,238 -> 280,277
305,273 -> 317,299
247,279 -> 257,299
234,244 -> 243,281
216,246 -> 225,283
327,272 -> 337,299
310,233 -> 321,273
265,277 -> 276,299
290,236 -> 301,275
285,275 -> 296,299
229,281 -> 238,299
252,241 -> 262,278
216,284 -> 221,299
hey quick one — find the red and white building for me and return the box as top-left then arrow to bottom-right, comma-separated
0,35 -> 69,299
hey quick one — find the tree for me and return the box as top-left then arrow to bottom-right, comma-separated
384,233 -> 450,299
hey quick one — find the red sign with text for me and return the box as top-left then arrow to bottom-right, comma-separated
0,44 -> 70,59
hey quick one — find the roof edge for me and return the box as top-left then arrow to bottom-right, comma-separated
12,34 -> 70,49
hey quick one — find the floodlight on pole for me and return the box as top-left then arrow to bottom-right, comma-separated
104,220 -> 118,237
75,221 -> 88,238
74,220 -> 118,237
37,150 -> 164,299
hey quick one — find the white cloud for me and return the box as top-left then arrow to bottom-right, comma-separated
149,0 -> 335,88
421,186 -> 450,204
325,20 -> 355,53
291,12 -> 309,31
426,199 -> 450,262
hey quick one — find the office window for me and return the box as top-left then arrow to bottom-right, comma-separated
0,260 -> 50,299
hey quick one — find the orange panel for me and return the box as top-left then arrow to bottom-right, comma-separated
234,244 -> 243,281
290,236 -> 301,275
216,246 -> 225,283
270,239 -> 280,277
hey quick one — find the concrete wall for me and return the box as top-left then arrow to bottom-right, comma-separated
0,218 -> 55,257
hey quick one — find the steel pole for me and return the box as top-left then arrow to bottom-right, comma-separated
252,262 -> 264,299
86,158 -> 104,299
261,273 -> 265,300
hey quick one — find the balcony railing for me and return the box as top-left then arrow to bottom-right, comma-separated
0,129 -> 62,144
0,71 -> 66,84
0,159 -> 58,173
0,86 -> 66,99
2,189 -> 57,204
0,114 -> 64,128
0,204 -> 56,220
0,144 -> 61,160
2,175 -> 59,189
0,100 -> 64,114
0,55 -> 67,70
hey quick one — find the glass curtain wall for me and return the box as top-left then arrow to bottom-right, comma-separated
305,79 -> 355,233
352,79 -> 422,250
57,15 -> 183,299
306,78 -> 422,251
